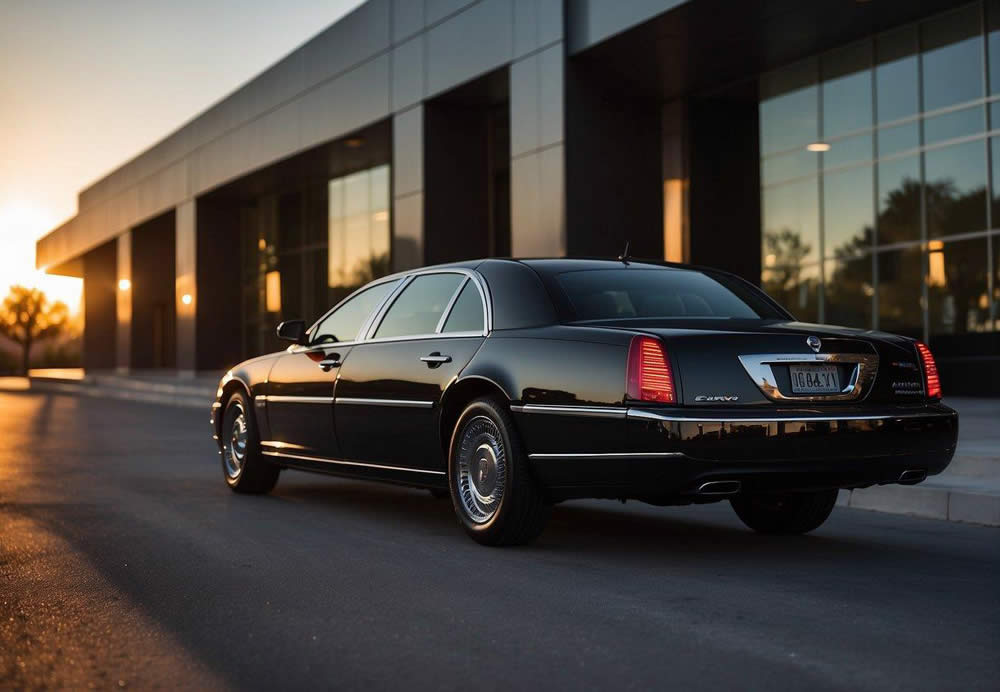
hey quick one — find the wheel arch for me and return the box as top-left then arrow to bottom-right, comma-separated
438,375 -> 513,457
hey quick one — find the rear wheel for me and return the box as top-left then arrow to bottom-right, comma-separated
221,391 -> 280,494
448,398 -> 550,546
730,489 -> 838,535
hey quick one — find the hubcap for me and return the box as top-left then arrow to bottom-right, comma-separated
223,408 -> 248,479
456,416 -> 506,524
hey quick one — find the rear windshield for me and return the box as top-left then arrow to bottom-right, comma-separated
553,269 -> 786,321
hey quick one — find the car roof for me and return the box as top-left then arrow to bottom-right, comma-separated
407,257 -> 710,278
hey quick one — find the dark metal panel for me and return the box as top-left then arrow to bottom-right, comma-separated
426,0 -> 513,97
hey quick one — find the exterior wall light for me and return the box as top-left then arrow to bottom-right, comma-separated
118,278 -> 131,291
181,293 -> 193,305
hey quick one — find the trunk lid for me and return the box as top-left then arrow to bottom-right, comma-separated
591,318 -> 925,406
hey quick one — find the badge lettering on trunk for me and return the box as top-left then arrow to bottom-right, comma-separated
695,395 -> 740,402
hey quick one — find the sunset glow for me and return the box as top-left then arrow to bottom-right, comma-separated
0,203 -> 82,312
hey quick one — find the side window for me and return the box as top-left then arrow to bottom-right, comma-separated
441,281 -> 485,333
312,280 -> 399,344
374,274 -> 464,339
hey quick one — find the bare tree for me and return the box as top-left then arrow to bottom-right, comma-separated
0,286 -> 69,375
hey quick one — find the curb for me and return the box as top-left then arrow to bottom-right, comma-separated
16,379 -> 211,410
838,482 -> 1000,527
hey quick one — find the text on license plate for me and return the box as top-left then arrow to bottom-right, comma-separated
789,365 -> 841,394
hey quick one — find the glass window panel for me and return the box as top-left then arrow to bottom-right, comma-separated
923,106 -> 985,145
762,149 -> 817,185
822,132 -> 873,169
876,26 -> 919,123
991,138 -> 1000,225
877,247 -> 924,338
760,59 -> 819,155
924,139 -> 988,237
993,234 -> 1000,328
927,237 -> 990,335
825,253 -> 874,329
442,281 -> 485,333
991,0 -> 1000,94
374,274 -> 464,339
921,5 -> 984,112
824,165 -> 875,257
877,155 -> 921,245
762,179 -> 820,266
313,279 -> 400,344
877,120 -> 920,157
991,101 -> 1000,130
821,42 -> 873,137
762,264 -> 820,322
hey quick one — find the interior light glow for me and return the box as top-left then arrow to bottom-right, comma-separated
806,142 -> 831,152
118,278 -> 131,291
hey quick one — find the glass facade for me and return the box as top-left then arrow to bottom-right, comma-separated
241,163 -> 391,356
759,2 -> 999,340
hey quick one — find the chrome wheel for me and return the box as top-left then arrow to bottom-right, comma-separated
456,416 -> 507,524
223,406 -> 248,480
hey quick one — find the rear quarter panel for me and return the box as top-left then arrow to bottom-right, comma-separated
463,326 -> 632,455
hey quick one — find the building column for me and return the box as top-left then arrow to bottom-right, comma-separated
510,37 -> 566,257
392,106 -> 424,271
175,200 -> 196,376
115,231 -> 131,374
662,101 -> 690,263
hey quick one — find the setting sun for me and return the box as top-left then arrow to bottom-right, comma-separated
0,202 -> 82,312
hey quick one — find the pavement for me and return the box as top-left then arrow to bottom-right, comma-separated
0,391 -> 998,690
4,370 -> 998,526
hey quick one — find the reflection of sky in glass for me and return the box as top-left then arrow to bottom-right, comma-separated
877,121 -> 919,157
876,27 -> 919,123
822,47 -> 872,137
921,7 -> 983,111
923,106 -> 984,145
824,166 -> 873,257
760,85 -> 817,154
823,132 -> 872,169
924,139 -> 987,198
762,149 -> 816,185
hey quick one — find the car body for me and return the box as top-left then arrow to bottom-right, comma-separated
211,258 -> 958,544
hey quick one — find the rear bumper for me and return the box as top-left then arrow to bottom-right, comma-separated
530,404 -> 958,501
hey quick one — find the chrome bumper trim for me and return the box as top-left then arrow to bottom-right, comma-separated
262,450 -> 445,475
510,404 -> 626,419
626,408 -> 956,424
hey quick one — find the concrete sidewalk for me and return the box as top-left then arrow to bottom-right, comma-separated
2,371 -> 997,526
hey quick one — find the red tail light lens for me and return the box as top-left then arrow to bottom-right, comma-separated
627,336 -> 676,403
915,341 -> 941,400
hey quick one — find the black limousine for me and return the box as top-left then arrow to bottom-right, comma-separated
210,259 -> 958,545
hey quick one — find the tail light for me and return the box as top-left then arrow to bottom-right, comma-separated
627,336 -> 676,403
915,341 -> 941,400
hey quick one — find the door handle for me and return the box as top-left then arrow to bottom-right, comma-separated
420,353 -> 451,367
318,357 -> 342,372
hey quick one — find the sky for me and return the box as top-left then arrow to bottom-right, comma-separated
0,0 -> 363,312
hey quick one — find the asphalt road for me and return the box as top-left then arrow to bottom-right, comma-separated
1,391 -> 997,691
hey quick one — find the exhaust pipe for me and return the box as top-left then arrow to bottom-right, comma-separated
697,480 -> 742,495
898,469 -> 927,485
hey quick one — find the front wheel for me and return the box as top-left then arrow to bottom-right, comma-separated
220,391 -> 280,494
448,398 -> 550,546
730,489 -> 838,534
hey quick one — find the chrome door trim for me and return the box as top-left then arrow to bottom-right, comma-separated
260,440 -> 310,451
303,275 -> 405,346
261,449 -> 446,475
509,404 -> 627,419
737,352 -> 879,402
528,452 -> 685,460
435,276 -> 469,333
335,397 -> 435,409
260,395 -> 335,404
626,408 -> 956,424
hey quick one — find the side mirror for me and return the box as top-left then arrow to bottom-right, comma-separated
276,319 -> 307,345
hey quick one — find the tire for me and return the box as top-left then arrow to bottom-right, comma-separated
730,489 -> 838,535
448,397 -> 550,546
220,391 -> 280,494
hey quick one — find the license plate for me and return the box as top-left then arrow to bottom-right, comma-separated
789,365 -> 841,394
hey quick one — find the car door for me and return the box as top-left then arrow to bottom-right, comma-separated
263,278 -> 400,459
334,272 -> 488,471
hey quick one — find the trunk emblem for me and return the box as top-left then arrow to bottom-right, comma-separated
806,336 -> 822,353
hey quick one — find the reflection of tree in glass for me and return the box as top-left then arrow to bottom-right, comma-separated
329,252 -> 392,307
762,230 -> 815,317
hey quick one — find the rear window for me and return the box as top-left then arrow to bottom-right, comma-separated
553,269 -> 784,321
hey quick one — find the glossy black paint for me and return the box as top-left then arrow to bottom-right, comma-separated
212,258 -> 958,504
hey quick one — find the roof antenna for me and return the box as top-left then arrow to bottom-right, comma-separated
618,240 -> 631,265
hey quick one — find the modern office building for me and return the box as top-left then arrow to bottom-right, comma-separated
37,0 -> 999,393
